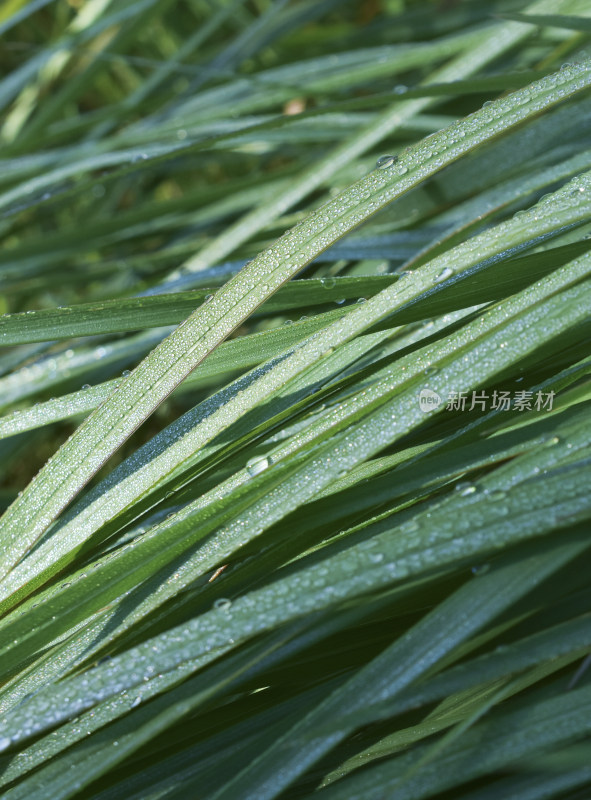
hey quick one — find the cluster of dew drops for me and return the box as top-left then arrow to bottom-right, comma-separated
374,154 -> 454,285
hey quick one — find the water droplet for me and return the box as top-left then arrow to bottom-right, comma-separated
335,298 -> 346,305
0,736 -> 11,752
376,155 -> 397,169
81,384 -> 91,390
424,366 -> 438,376
455,482 -> 477,496
321,276 -> 336,289
204,293 -> 214,302
131,696 -> 142,708
122,369 -> 131,377
434,267 -> 454,283
357,297 -> 366,304
393,85 -> 408,95
246,456 -> 270,477
214,598 -> 232,612
471,564 -> 490,576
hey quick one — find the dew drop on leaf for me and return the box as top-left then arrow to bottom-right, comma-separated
434,267 -> 454,283
455,482 -> 477,496
376,155 -> 397,169
246,456 -> 270,477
